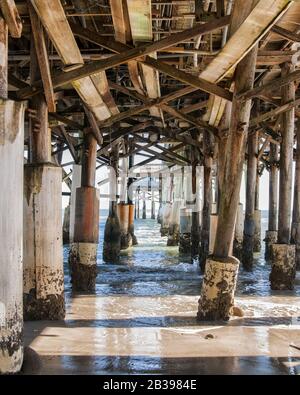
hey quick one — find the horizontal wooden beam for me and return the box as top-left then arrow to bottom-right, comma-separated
49,113 -> 83,130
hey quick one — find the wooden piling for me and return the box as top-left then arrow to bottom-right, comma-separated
0,98 -> 25,373
0,18 -> 8,99
243,130 -> 258,267
271,62 -> 296,290
23,38 -> 65,319
198,27 -> 258,320
69,129 -> 99,291
191,147 -> 200,260
142,190 -> 147,219
199,131 -> 213,271
254,172 -> 261,253
265,143 -> 279,259
103,144 -> 121,263
291,120 -> 300,270
128,154 -> 137,245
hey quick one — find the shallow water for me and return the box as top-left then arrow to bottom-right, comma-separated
63,212 -> 300,299
24,212 -> 300,375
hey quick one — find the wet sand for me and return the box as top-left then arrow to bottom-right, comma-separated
24,216 -> 300,375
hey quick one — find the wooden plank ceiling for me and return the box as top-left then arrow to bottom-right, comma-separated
6,0 -> 300,170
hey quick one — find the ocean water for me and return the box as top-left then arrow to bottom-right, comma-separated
63,210 -> 300,299
26,210 -> 300,375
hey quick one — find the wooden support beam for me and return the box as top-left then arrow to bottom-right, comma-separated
83,105 -> 103,146
17,20 -> 232,102
8,74 -> 28,89
144,57 -> 233,102
29,0 -> 112,122
49,112 -> 83,130
271,24 -> 300,43
133,134 -> 190,164
58,126 -> 79,164
199,0 -> 292,83
97,122 -> 152,156
249,98 -> 300,127
132,143 -> 179,165
213,43 -> 259,258
27,1 -> 56,112
278,62 -> 295,244
160,104 -> 218,137
0,0 -> 22,38
243,129 -> 258,266
291,120 -> 300,268
238,69 -> 300,102
268,143 -> 279,232
257,137 -> 270,160
0,17 -> 8,99
81,129 -> 97,187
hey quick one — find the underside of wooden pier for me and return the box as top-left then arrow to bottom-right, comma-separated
1,0 -> 300,376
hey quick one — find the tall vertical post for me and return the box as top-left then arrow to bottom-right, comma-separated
265,143 -> 279,258
142,190 -> 147,219
271,62 -> 296,289
191,147 -> 200,260
69,129 -> 99,291
254,170 -> 261,252
103,144 -> 121,262
151,189 -> 156,219
128,153 -> 138,245
136,186 -> 140,219
199,131 -> 213,271
23,36 -> 65,320
243,130 -> 258,268
160,172 -> 172,236
179,166 -> 192,255
291,120 -> 300,270
0,17 -> 8,98
167,168 -> 181,246
69,164 -> 82,243
0,17 -> 25,374
157,173 -> 163,224
197,2 -> 258,320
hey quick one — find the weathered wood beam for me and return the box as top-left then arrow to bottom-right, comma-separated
257,137 -> 270,160
133,134 -> 190,164
131,150 -> 181,169
27,1 -> 56,112
131,142 -> 185,166
49,113 -> 83,130
278,62 -> 295,245
83,105 -> 103,146
0,0 -> 22,38
249,98 -> 300,127
271,24 -> 300,43
29,0 -> 111,121
238,69 -> 300,102
200,0 -> 292,83
107,82 -> 217,136
8,74 -> 28,89
144,57 -> 233,102
97,122 -> 151,156
57,125 -> 79,163
16,21 -> 232,102
160,104 -> 218,137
